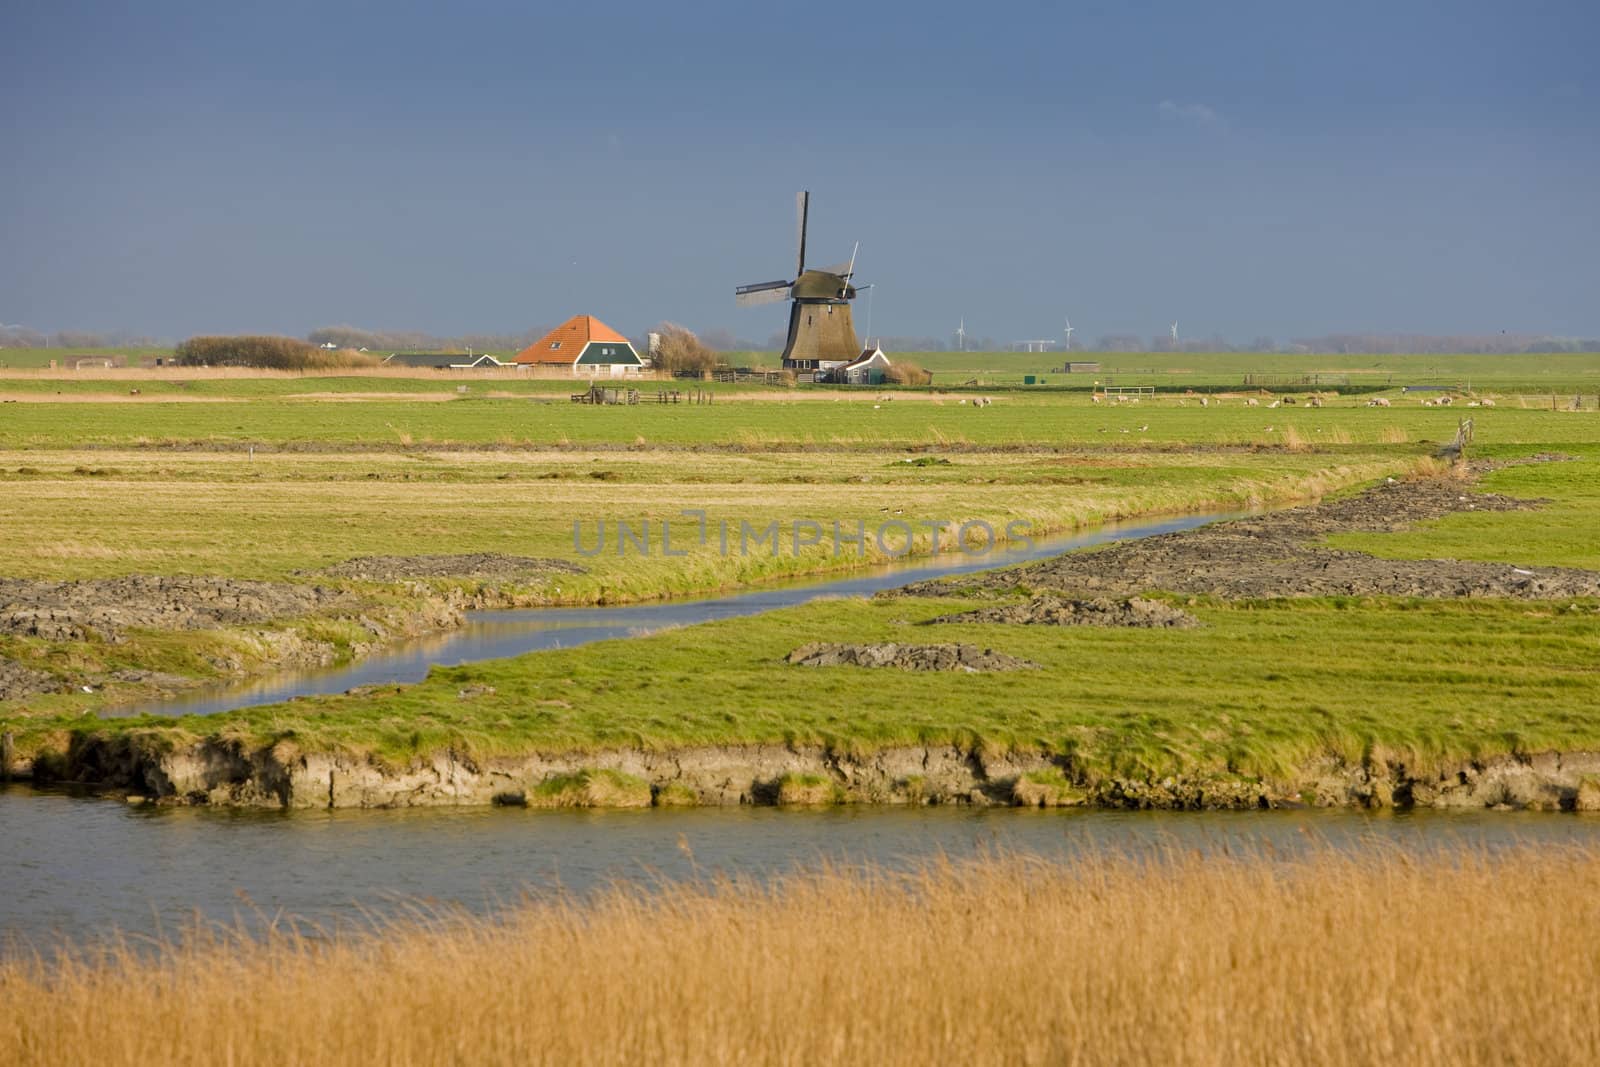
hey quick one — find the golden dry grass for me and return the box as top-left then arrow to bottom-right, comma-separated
4,847 -> 1598,1066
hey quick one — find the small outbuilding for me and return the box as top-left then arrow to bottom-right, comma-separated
514,315 -> 644,377
830,345 -> 892,386
383,353 -> 504,369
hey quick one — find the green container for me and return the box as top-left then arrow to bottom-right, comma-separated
1024,375 -> 1037,385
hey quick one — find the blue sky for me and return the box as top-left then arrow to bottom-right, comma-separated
3,0 -> 1596,344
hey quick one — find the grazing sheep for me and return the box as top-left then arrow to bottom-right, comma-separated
1268,400 -> 1281,409
1199,396 -> 1209,407
1368,397 -> 1391,408
1480,398 -> 1496,408
1246,398 -> 1259,407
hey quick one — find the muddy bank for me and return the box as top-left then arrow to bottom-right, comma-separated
927,595 -> 1199,629
0,586 -> 467,702
0,576 -> 351,641
786,642 -> 1038,672
0,659 -> 55,701
22,734 -> 1600,813
888,461 -> 1600,602
317,553 -> 584,582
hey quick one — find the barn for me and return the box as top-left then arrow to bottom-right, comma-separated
514,315 -> 644,377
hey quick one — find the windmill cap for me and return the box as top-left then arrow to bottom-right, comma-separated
790,270 -> 855,301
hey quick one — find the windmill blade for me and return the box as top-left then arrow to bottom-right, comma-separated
795,191 -> 809,277
736,283 -> 793,307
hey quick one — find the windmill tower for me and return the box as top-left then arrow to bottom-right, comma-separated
1170,320 -> 1179,349
1063,315 -> 1075,351
735,191 -> 864,373
956,318 -> 967,352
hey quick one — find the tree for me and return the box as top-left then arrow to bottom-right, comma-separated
650,323 -> 719,376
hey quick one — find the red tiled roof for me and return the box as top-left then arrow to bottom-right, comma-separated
514,315 -> 632,364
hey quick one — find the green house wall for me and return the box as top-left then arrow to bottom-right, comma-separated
574,342 -> 643,366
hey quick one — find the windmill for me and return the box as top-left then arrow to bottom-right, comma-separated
1170,320 -> 1179,348
1063,315 -> 1075,351
956,317 -> 967,352
735,191 -> 864,371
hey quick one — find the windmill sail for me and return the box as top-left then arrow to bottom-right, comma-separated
796,191 -> 809,276
735,282 -> 793,307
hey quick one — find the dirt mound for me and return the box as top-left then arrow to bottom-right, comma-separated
0,658 -> 56,701
320,554 -> 585,581
0,577 -> 349,641
930,596 -> 1199,629
787,642 -> 1038,672
889,464 -> 1600,603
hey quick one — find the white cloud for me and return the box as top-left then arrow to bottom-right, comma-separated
1158,99 -> 1226,129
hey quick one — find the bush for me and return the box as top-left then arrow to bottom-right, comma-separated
884,360 -> 932,386
174,336 -> 379,370
651,323 -> 719,377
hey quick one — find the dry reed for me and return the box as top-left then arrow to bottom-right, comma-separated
4,846 -> 1598,1066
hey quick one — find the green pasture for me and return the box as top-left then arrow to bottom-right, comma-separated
899,350 -> 1600,392
2,391 -> 1597,450
13,587 -> 1599,783
8,446 -> 1600,782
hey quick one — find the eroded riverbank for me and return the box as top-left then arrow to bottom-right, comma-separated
21,734 -> 1600,812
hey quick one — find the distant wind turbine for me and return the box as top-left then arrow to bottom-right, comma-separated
956,317 -> 967,352
1170,320 -> 1179,347
1063,315 -> 1075,351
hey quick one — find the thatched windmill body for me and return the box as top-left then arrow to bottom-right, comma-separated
736,191 -> 865,373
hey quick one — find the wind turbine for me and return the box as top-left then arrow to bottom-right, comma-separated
1170,320 -> 1179,348
1063,315 -> 1075,351
956,318 -> 967,352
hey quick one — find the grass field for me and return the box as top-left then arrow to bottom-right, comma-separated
5,847 -> 1597,1065
3,362 -> 1599,792
0,448 -> 1409,586
2,391 -> 1598,450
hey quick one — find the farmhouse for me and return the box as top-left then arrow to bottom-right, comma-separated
383,353 -> 505,369
514,315 -> 644,377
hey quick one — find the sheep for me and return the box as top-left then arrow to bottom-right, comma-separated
1480,398 -> 1496,408
1268,400 -> 1281,409
1246,398 -> 1259,407
1368,397 -> 1391,408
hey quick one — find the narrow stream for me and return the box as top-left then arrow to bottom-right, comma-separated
113,511 -> 1236,719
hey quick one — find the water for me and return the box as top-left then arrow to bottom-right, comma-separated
112,511 -> 1233,718
18,505 -> 1591,949
5,782 -> 1599,947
